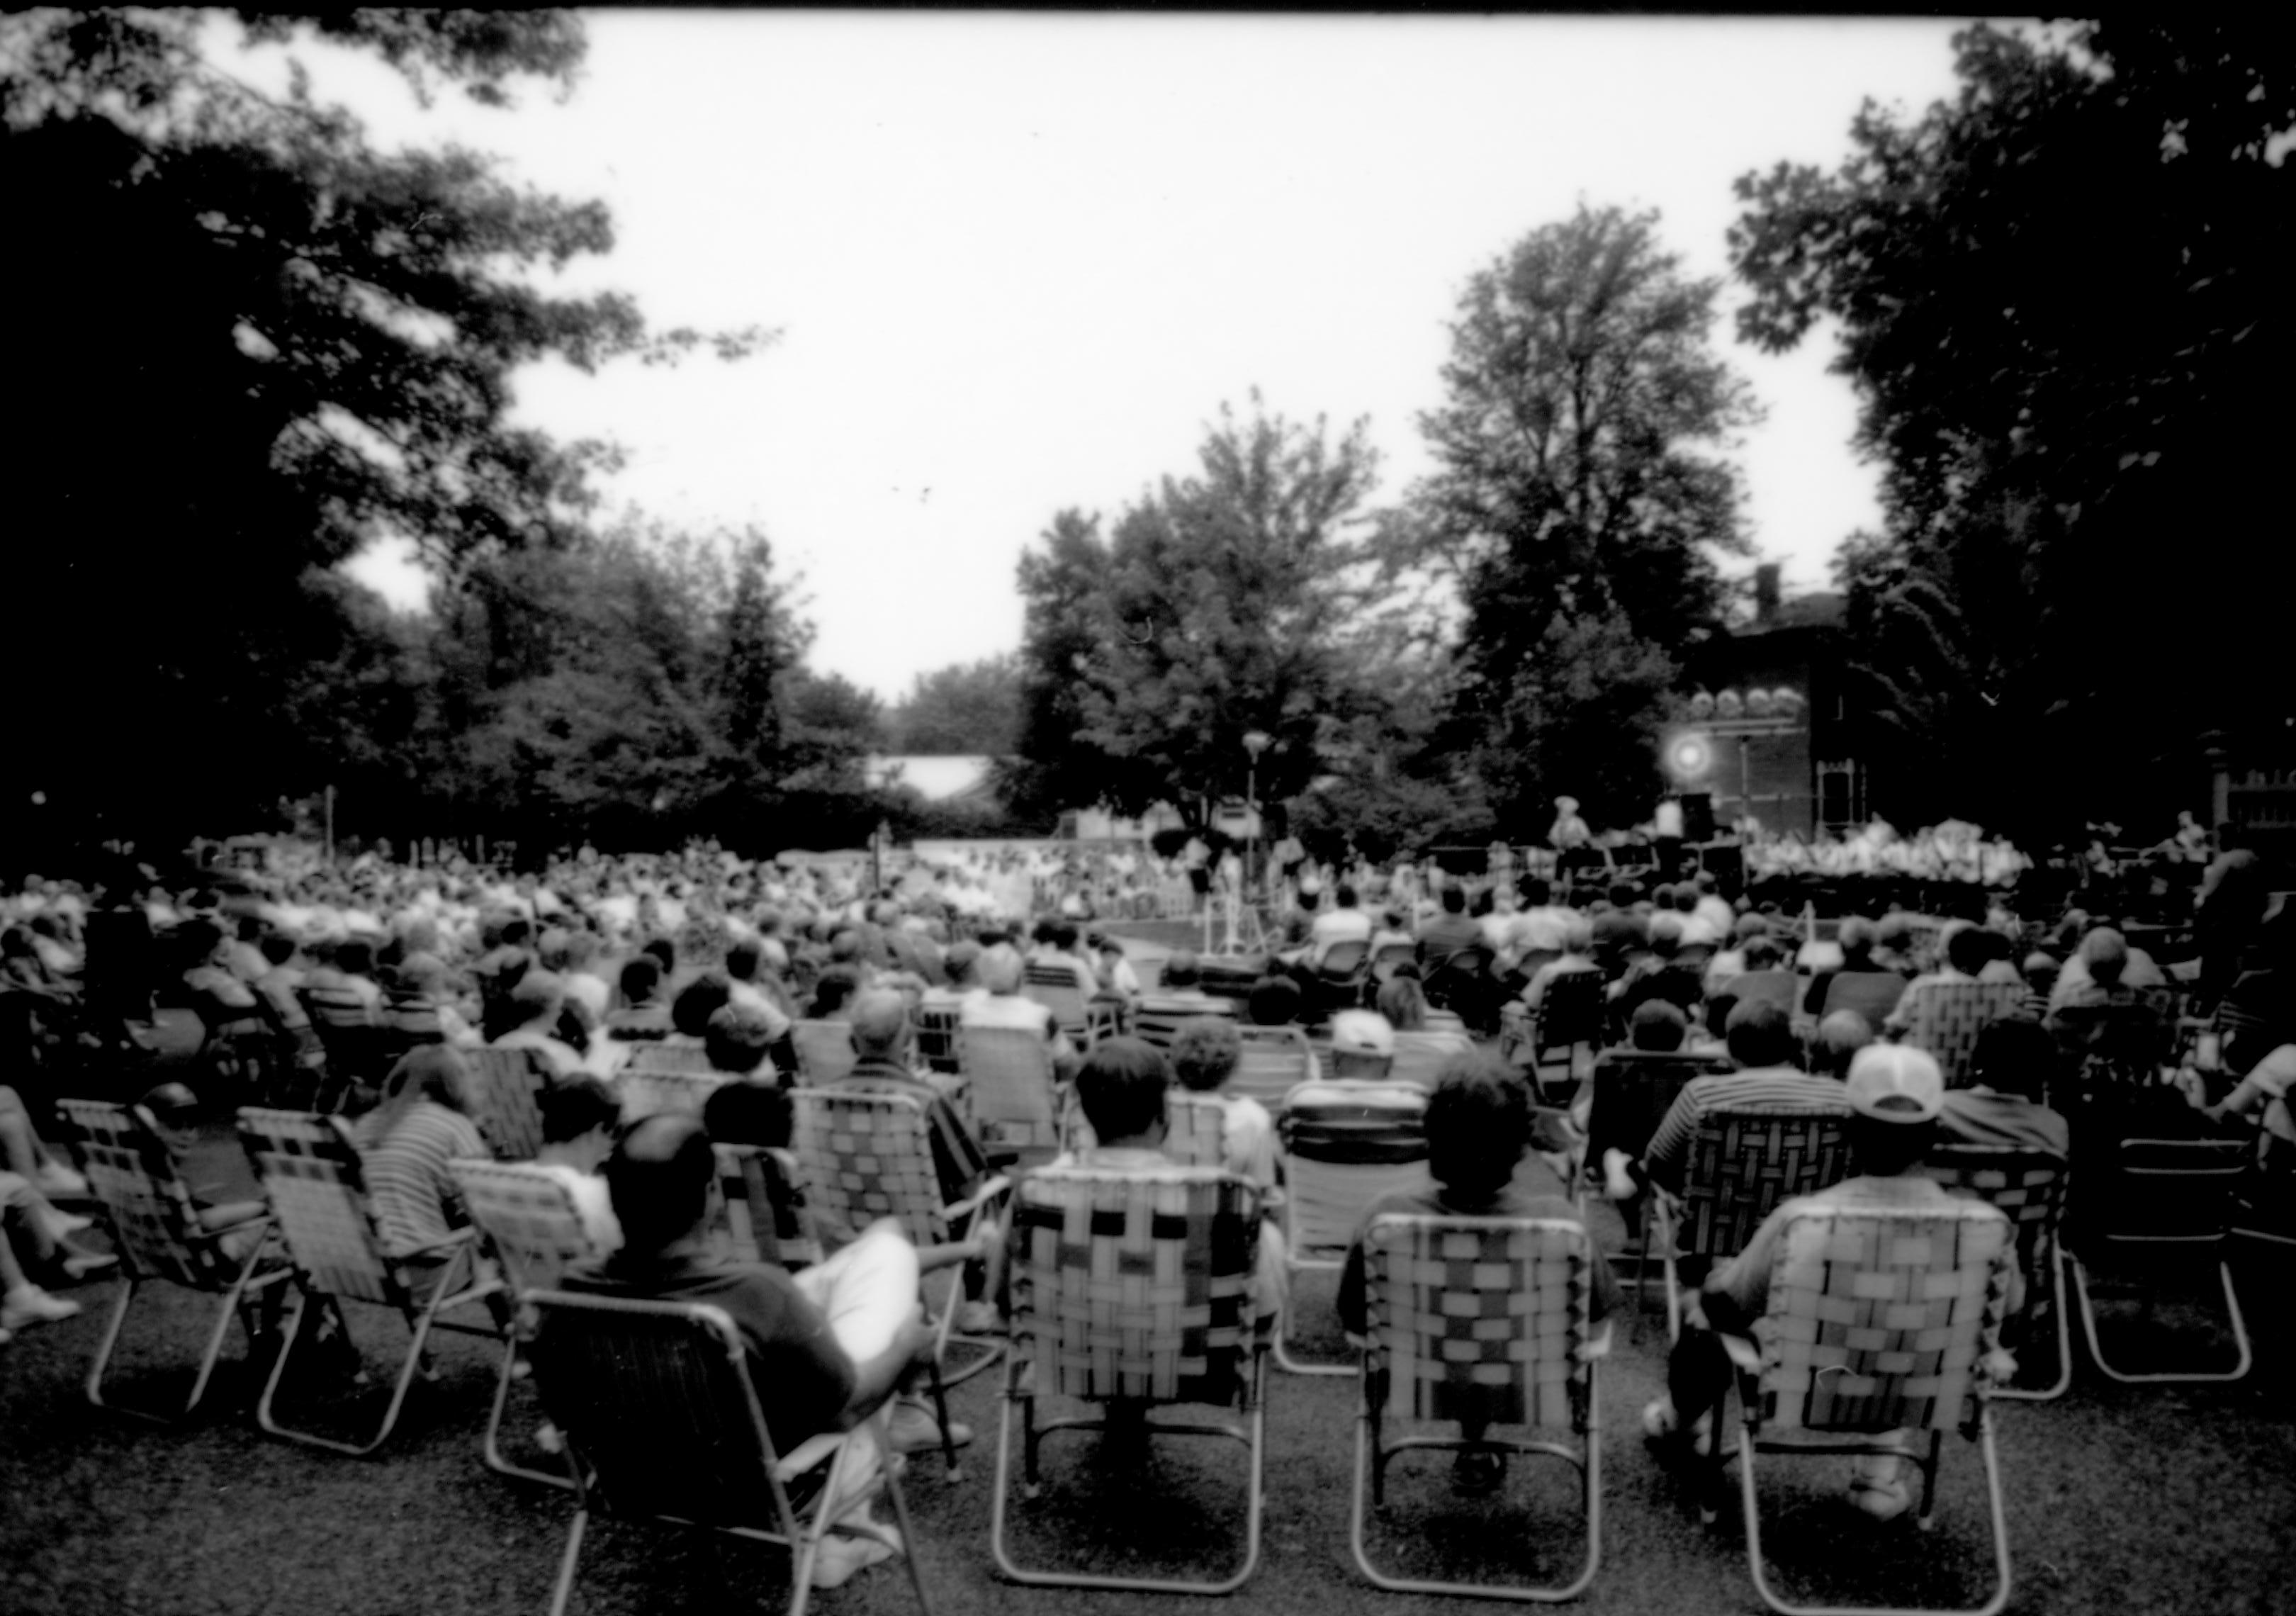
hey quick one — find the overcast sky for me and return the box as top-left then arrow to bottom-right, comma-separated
248,12 -> 1973,702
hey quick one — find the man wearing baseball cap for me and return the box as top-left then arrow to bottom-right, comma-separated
1643,1044 -> 2013,1522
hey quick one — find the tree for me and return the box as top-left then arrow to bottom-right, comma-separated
884,656 -> 1022,756
1397,204 -> 1756,831
1,10 -> 764,860
1731,21 -> 2295,836
1012,399 -> 1384,831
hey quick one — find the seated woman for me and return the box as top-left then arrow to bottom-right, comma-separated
1165,1018 -> 1278,1188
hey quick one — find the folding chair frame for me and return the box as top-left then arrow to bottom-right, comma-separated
62,1097 -> 295,1423
2069,1137 -> 2253,1384
1715,1206 -> 2018,1616
988,1167 -> 1269,1595
237,1107 -> 503,1456
527,1291 -> 934,1616
1348,1215 -> 1606,1603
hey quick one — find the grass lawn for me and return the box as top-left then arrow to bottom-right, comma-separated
7,1006 -> 2292,1615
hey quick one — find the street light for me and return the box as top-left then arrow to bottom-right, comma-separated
1242,731 -> 1271,905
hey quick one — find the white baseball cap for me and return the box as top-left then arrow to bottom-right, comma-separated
1844,1044 -> 1945,1123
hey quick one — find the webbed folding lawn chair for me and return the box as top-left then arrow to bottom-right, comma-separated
1225,1024 -> 1316,1112
1716,1204 -> 2018,1616
623,1039 -> 719,1076
461,1045 -> 550,1160
236,1107 -> 502,1454
1925,1145 -> 2072,1399
62,1096 -> 293,1421
1889,982 -> 2026,1088
1526,970 -> 1608,1103
2069,1136 -> 2252,1384
913,1002 -> 963,1074
1022,961 -> 1123,1048
1351,1214 -> 1607,1602
617,1067 -> 728,1124
957,1023 -> 1067,1159
788,1087 -> 1010,1478
1276,1081 -> 1431,1375
989,1164 -> 1271,1593
449,1157 -> 607,1488
1654,1110 -> 1850,1342
1575,1048 -> 1736,1328
527,1290 -> 933,1616
1163,1091 -> 1235,1169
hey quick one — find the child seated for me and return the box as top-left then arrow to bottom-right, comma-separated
1339,1052 -> 1620,1493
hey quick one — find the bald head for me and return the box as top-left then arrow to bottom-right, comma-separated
849,988 -> 912,1061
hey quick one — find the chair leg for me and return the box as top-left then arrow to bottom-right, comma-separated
1989,1247 -> 2073,1402
259,1262 -> 484,1455
483,1334 -> 575,1489
2071,1255 -> 2254,1384
1273,1269 -> 1352,1376
546,1507 -> 588,1616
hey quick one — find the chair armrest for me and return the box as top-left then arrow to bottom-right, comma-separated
1716,1330 -> 1761,1374
942,1173 -> 1013,1227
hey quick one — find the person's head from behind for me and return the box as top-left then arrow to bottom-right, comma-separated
1169,1018 -> 1242,1094
704,1004 -> 775,1074
1629,999 -> 1689,1053
1607,881 -> 1639,911
1740,935 -> 1784,972
259,931 -> 299,969
1074,1037 -> 1171,1146
1520,876 -> 1551,909
1842,1044 -> 1943,1176
670,973 -> 733,1038
378,1044 -> 471,1127
1967,1016 -> 2056,1100
979,945 -> 1025,997
1838,916 -> 1880,967
725,940 -> 763,984
1424,1054 -> 1531,1204
1441,885 -> 1467,915
604,1114 -> 717,1254
942,938 -> 982,988
809,964 -> 865,1018
848,987 -> 912,1064
539,1074 -> 622,1169
1942,924 -> 1993,979
642,936 -> 677,976
1814,1010 -> 1874,1079
1246,975 -> 1302,1027
1374,975 -> 1429,1031
1561,918 -> 1594,958
1334,884 -> 1359,911
1160,950 -> 1203,990
1672,885 -> 1698,914
703,1078 -> 789,1150
2081,927 -> 2129,989
619,955 -> 663,1006
1724,997 -> 1799,1071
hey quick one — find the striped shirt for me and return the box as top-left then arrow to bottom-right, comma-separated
354,1101 -> 487,1257
1642,1067 -> 1852,1194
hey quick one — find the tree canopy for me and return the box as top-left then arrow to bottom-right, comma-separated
1013,400 -> 1383,831
884,656 -> 1021,756
1731,21 -> 2295,834
2,9 -> 765,859
1395,203 -> 1755,831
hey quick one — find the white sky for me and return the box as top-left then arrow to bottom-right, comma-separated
260,12 -> 1973,702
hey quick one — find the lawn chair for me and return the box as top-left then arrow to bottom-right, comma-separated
1161,1091 -> 1235,1168
716,1142 -> 818,1269
1130,996 -> 1239,1053
956,1023 -> 1066,1158
1276,1082 -> 1432,1376
1819,970 -> 1910,1031
989,1164 -> 1271,1593
60,1096 -> 293,1421
1716,1204 -> 2018,1616
622,1040 -> 719,1076
526,1289 -> 933,1616
787,1087 -> 1010,1478
1425,945 -> 1498,1034
1576,1048 -> 1737,1328
1022,961 -> 1122,1048
913,1002 -> 963,1074
618,1067 -> 728,1124
1227,1024 -> 1315,1111
1925,1145 -> 2073,1401
1529,970 -> 1608,1104
462,1045 -> 549,1160
1367,941 -> 1417,989
2069,1137 -> 2253,1384
1350,1214 -> 1606,1602
792,1018 -> 858,1084
449,1158 -> 607,1488
1654,1111 -> 1850,1342
297,984 -> 395,1104
1310,938 -> 1372,1016
1889,982 -> 2026,1087
235,1107 -> 502,1454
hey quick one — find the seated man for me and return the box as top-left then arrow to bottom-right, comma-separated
1633,999 -> 1853,1202
1643,1045 -> 2014,1522
2048,922 -> 2166,1013
1881,922 -> 1993,1037
1339,1052 -> 1620,1494
1304,883 -> 1375,970
547,1115 -> 945,1587
1047,1036 -> 1286,1327
960,945 -> 1078,1082
1414,885 -> 1482,972
1938,1016 -> 2069,1155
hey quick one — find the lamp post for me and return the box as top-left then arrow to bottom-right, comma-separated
1242,731 -> 1271,906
